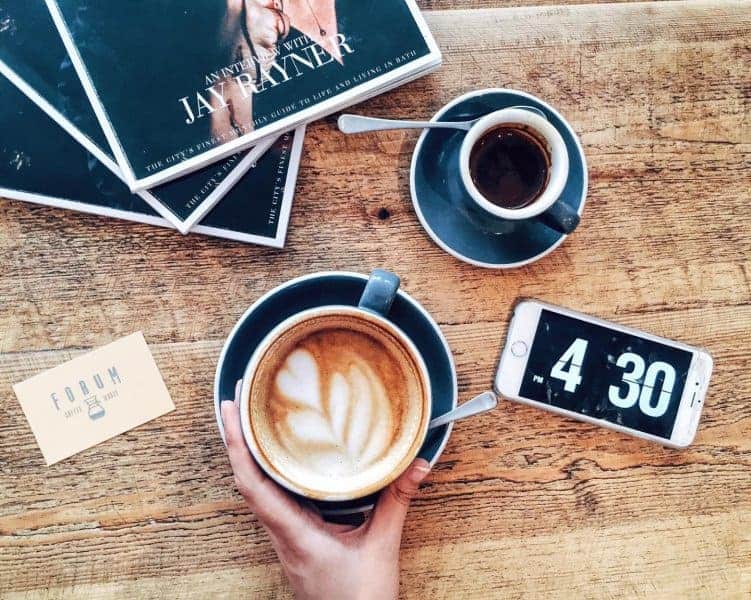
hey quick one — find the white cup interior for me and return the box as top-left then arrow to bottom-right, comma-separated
459,108 -> 570,220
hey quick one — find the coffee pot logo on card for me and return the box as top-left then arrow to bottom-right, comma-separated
50,366 -> 124,422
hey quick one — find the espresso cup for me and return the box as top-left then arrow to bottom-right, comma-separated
458,106 -> 580,235
239,270 -> 432,502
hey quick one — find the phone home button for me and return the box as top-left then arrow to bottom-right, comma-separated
511,341 -> 528,357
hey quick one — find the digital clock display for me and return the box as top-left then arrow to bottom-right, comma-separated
519,310 -> 694,439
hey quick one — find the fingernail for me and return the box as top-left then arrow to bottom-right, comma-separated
409,461 -> 431,484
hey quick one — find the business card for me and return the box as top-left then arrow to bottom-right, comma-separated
13,332 -> 174,465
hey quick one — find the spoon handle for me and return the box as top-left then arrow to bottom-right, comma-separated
338,114 -> 464,134
428,391 -> 498,430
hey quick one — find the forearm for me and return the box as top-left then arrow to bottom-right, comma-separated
219,0 -> 246,53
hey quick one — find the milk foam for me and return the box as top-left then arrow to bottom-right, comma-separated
249,318 -> 427,499
275,347 -> 395,477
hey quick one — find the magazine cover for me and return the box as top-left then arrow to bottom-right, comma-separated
45,0 -> 441,190
0,1 -> 278,234
0,75 -> 304,247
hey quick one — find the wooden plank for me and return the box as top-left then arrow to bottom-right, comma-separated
3,511 -> 747,599
0,1 -> 749,597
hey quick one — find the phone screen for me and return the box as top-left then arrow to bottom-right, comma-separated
519,309 -> 694,439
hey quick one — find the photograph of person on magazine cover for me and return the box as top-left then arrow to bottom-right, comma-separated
50,0 -> 434,183
211,0 -> 343,140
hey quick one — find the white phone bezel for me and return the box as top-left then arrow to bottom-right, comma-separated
494,299 -> 713,448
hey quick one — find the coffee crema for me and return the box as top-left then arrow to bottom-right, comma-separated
469,124 -> 550,210
247,313 -> 428,499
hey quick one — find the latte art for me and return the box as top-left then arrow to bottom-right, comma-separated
275,346 -> 395,476
248,313 -> 428,499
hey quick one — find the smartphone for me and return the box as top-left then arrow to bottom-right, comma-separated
495,300 -> 713,448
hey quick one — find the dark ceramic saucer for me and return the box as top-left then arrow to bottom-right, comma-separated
214,271 -> 457,515
410,88 -> 588,268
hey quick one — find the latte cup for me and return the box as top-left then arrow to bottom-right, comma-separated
239,270 -> 432,502
458,106 -> 580,235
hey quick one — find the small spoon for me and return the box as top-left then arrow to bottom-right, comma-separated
338,106 -> 547,135
428,390 -> 498,430
338,113 -> 479,134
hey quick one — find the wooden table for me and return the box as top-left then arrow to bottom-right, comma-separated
1,1 -> 749,597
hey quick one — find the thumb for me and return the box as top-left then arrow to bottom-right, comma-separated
368,459 -> 431,543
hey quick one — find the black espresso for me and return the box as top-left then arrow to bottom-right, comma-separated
469,125 -> 550,210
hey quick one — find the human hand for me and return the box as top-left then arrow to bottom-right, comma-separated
243,0 -> 290,64
221,391 -> 431,600
223,0 -> 290,53
209,73 -> 253,141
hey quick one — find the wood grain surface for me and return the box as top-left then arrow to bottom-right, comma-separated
1,1 -> 749,598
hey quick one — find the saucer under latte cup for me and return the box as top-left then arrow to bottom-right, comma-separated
214,270 -> 458,515
239,270 -> 432,502
458,107 -> 580,235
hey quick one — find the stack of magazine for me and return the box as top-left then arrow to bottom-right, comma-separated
0,1 -> 441,246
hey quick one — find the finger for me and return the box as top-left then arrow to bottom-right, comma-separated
226,85 -> 254,135
367,459 -> 431,543
252,0 -> 278,9
258,25 -> 280,51
221,400 -> 317,540
209,91 -> 237,141
275,10 -> 290,39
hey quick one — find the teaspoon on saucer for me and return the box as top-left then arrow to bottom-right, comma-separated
229,382 -> 497,433
338,113 -> 479,134
428,390 -> 498,430
338,106 -> 547,135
